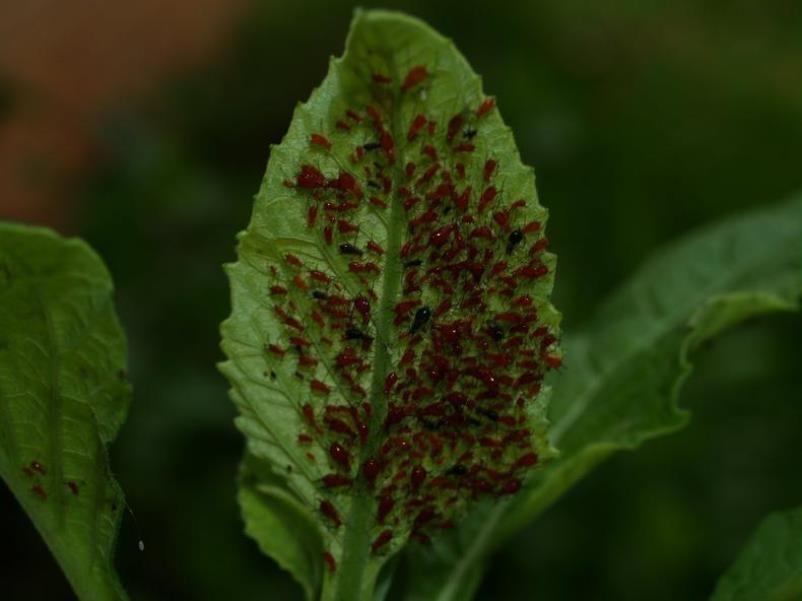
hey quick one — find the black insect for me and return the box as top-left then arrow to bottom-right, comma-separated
476,407 -> 499,421
487,322 -> 504,341
363,141 -> 381,151
410,306 -> 431,333
345,326 -> 374,343
463,128 -> 478,139
506,229 -> 523,254
339,243 -> 363,256
312,290 -> 329,300
445,464 -> 468,477
367,180 -> 381,190
403,259 -> 423,268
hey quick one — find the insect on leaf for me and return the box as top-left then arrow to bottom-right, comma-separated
400,194 -> 802,600
219,9 -> 560,600
0,223 -> 131,601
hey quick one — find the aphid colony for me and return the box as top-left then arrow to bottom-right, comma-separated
267,62 -> 558,568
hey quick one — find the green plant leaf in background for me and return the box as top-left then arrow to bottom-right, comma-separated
712,506 -> 802,601
401,195 -> 802,600
220,9 -> 560,600
0,223 -> 131,601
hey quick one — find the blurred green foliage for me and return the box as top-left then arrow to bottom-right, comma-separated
3,0 -> 801,599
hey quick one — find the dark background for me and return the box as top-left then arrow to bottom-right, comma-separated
1,1 -> 801,599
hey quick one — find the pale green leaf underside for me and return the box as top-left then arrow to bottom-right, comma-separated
403,195 -> 802,600
0,223 -> 130,601
712,506 -> 802,601
220,9 -> 559,600
239,453 -> 324,600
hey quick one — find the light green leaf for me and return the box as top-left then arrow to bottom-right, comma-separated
0,223 -> 131,601
712,506 -> 802,601
220,9 -> 560,600
239,453 -> 324,600
401,195 -> 802,600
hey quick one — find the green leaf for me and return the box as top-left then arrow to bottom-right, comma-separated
220,9 -> 560,600
400,195 -> 802,600
0,223 -> 131,601
712,506 -> 802,601
239,453 -> 324,600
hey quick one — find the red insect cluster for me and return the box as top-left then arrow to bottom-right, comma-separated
263,61 -> 559,565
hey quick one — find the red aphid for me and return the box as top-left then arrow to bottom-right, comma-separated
292,274 -> 309,291
324,226 -> 333,245
371,530 -> 394,553
447,115 -> 464,142
476,98 -> 495,118
407,114 -> 427,141
384,372 -> 398,395
410,466 -> 427,490
346,109 -> 362,122
269,285 -> 287,295
285,253 -> 303,267
380,131 -> 396,164
405,162 -> 416,178
299,355 -> 318,369
522,221 -> 541,234
531,238 -> 549,254
454,142 -> 475,153
302,404 -> 317,428
329,442 -> 351,469
455,187 -> 471,211
348,262 -> 380,275
336,120 -> 351,131
32,484 -> 47,500
323,551 -> 337,572
369,196 -> 388,209
311,379 -> 331,395
362,458 -> 381,485
469,226 -> 494,240
320,500 -> 342,526
367,240 -> 384,255
378,496 -> 395,523
310,133 -> 332,150
394,300 -> 420,323
478,186 -> 498,212
544,354 -> 562,369
422,144 -> 438,161
310,270 -> 331,284
297,433 -> 313,444
326,417 -> 355,437
307,205 -> 318,228
67,481 -> 79,496
354,296 -> 371,322
515,264 -> 549,279
372,73 -> 392,84
418,164 -> 439,185
296,164 -> 326,189
493,211 -> 509,229
483,159 -> 497,181
366,105 -> 382,126
429,224 -> 455,248
322,474 -> 352,488
401,65 -> 429,92
514,452 -> 539,469
338,219 -> 359,235
491,261 -> 508,276
267,343 -> 285,357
